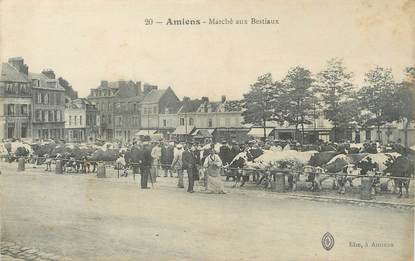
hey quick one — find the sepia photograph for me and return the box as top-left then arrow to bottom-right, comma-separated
0,0 -> 414,260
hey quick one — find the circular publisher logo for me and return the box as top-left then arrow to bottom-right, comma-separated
322,232 -> 335,251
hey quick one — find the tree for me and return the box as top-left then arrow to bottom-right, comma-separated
395,67 -> 415,148
242,73 -> 285,139
316,58 -> 354,142
357,66 -> 397,142
282,66 -> 315,144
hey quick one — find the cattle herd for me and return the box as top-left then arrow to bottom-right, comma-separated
1,139 -> 414,198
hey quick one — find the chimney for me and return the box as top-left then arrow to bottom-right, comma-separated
8,57 -> 28,75
136,81 -> 142,95
183,96 -> 191,103
42,69 -> 55,79
221,95 -> 226,103
100,80 -> 108,87
201,96 -> 209,103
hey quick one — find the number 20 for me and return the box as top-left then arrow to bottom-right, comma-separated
145,19 -> 153,25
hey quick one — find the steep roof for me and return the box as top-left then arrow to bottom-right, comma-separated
142,89 -> 167,104
29,72 -> 65,91
0,62 -> 30,82
179,99 -> 204,113
164,101 -> 183,114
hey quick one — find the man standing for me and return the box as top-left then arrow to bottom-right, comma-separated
140,142 -> 153,189
219,140 -> 233,166
182,142 -> 198,193
130,141 -> 142,175
151,141 -> 162,177
161,142 -> 174,177
219,140 -> 233,181
171,143 -> 184,188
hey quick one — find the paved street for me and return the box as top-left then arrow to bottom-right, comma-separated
1,165 -> 413,261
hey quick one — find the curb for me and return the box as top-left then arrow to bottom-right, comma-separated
287,193 -> 414,209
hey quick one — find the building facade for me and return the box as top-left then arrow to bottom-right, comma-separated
0,58 -> 32,141
140,86 -> 181,137
171,96 -> 245,141
30,70 -> 66,141
88,80 -> 145,141
65,98 -> 99,143
113,96 -> 142,142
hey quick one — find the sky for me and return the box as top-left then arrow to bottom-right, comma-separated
1,0 -> 414,100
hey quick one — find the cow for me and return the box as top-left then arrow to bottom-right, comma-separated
384,155 -> 414,198
303,165 -> 326,191
225,151 -> 254,187
321,153 -> 400,194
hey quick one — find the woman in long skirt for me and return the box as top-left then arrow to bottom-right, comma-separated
203,147 -> 225,194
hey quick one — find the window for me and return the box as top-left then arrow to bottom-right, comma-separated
41,111 -> 45,122
7,104 -> 15,115
35,110 -> 41,121
69,116 -> 72,126
208,118 -> 213,127
56,93 -> 61,105
51,93 -> 55,105
21,104 -> 28,115
44,93 -> 49,104
180,118 -> 185,126
21,124 -> 28,138
7,123 -> 15,138
189,118 -> 194,126
163,119 -> 167,127
153,106 -> 157,114
74,116 -> 77,126
80,116 -> 82,125
37,93 -> 42,104
49,111 -> 54,122
133,103 -> 137,112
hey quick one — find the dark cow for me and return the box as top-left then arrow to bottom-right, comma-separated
384,156 -> 414,198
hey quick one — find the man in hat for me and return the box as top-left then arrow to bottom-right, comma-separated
171,143 -> 184,188
140,142 -> 153,189
219,140 -> 232,164
182,142 -> 198,193
161,141 -> 174,177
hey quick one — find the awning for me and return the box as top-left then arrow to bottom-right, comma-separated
171,125 -> 195,135
248,128 -> 274,137
135,129 -> 158,136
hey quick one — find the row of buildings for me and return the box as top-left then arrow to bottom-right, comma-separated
1,57 -> 413,145
0,57 -> 71,142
